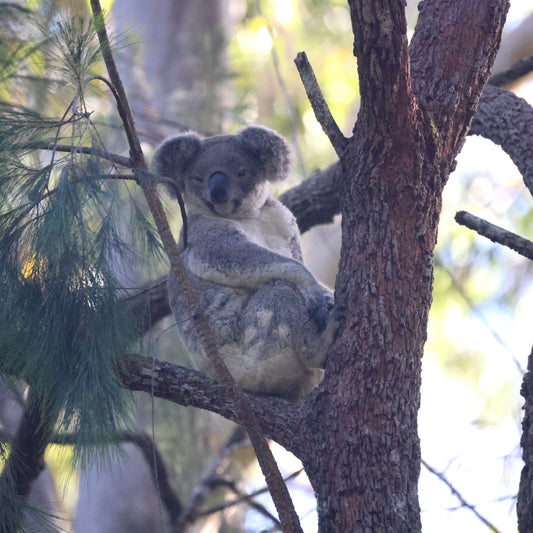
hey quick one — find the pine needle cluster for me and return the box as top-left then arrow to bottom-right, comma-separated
0,5 -> 159,471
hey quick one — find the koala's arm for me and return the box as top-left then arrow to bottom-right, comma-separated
184,221 -> 320,292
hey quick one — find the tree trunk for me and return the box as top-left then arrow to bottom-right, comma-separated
292,1 -> 509,531
518,346 -> 533,532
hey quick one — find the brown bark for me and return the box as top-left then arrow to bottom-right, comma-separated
287,1 -> 509,531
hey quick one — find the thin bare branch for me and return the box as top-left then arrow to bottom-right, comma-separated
294,52 -> 348,158
174,426 -> 248,532
489,54 -> 533,87
89,3 -> 303,530
422,459 -> 502,533
435,257 -> 526,375
256,0 -> 306,176
30,141 -> 132,168
455,210 -> 533,261
197,470 -> 303,521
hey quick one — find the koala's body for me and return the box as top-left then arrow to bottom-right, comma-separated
153,126 -> 338,402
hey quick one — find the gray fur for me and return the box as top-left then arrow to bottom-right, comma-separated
153,125 -> 338,402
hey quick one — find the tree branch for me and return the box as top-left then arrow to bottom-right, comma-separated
55,429 -> 182,525
115,354 -> 302,454
455,210 -> 533,261
410,0 -> 508,145
280,162 -> 342,233
294,52 -> 347,158
518,345 -> 533,532
422,459 -> 502,533
470,84 -> 533,198
349,0 -> 412,131
29,141 -> 132,168
173,426 -> 248,531
489,54 -> 533,87
0,389 -> 59,532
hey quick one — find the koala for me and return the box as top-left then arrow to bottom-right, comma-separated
153,126 -> 338,402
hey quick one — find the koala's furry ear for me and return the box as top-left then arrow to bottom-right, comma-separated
239,126 -> 290,182
152,133 -> 202,191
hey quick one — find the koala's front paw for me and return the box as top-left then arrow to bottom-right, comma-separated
306,290 -> 334,332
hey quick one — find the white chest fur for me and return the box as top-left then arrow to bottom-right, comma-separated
229,199 -> 298,259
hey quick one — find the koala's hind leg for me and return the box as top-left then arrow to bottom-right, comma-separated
242,280 -> 334,368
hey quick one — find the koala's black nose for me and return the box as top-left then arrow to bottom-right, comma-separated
208,171 -> 229,203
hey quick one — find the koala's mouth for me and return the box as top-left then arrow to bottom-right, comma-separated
206,199 -> 242,216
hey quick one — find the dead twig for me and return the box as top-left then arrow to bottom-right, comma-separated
455,210 -> 533,261
294,51 -> 348,158
422,459 -> 502,533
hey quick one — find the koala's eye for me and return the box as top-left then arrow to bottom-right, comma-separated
191,175 -> 203,184
237,168 -> 247,178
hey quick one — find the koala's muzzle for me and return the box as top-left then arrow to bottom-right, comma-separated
208,172 -> 229,204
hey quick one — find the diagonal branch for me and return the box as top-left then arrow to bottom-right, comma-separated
422,459 -> 502,533
489,54 -> 533,87
89,3 -> 303,530
455,210 -> 533,261
294,52 -> 347,158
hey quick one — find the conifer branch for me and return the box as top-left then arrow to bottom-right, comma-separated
89,2 -> 303,530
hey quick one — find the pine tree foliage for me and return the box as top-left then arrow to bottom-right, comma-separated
0,4 -> 160,479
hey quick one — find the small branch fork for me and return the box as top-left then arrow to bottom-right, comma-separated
88,2 -> 303,531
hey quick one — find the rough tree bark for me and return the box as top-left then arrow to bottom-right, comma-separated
519,347 -> 533,532
295,1 -> 508,531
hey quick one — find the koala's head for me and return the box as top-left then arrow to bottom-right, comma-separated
152,126 -> 290,219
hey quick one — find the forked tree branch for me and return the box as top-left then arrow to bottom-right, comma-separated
89,2 -> 303,530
